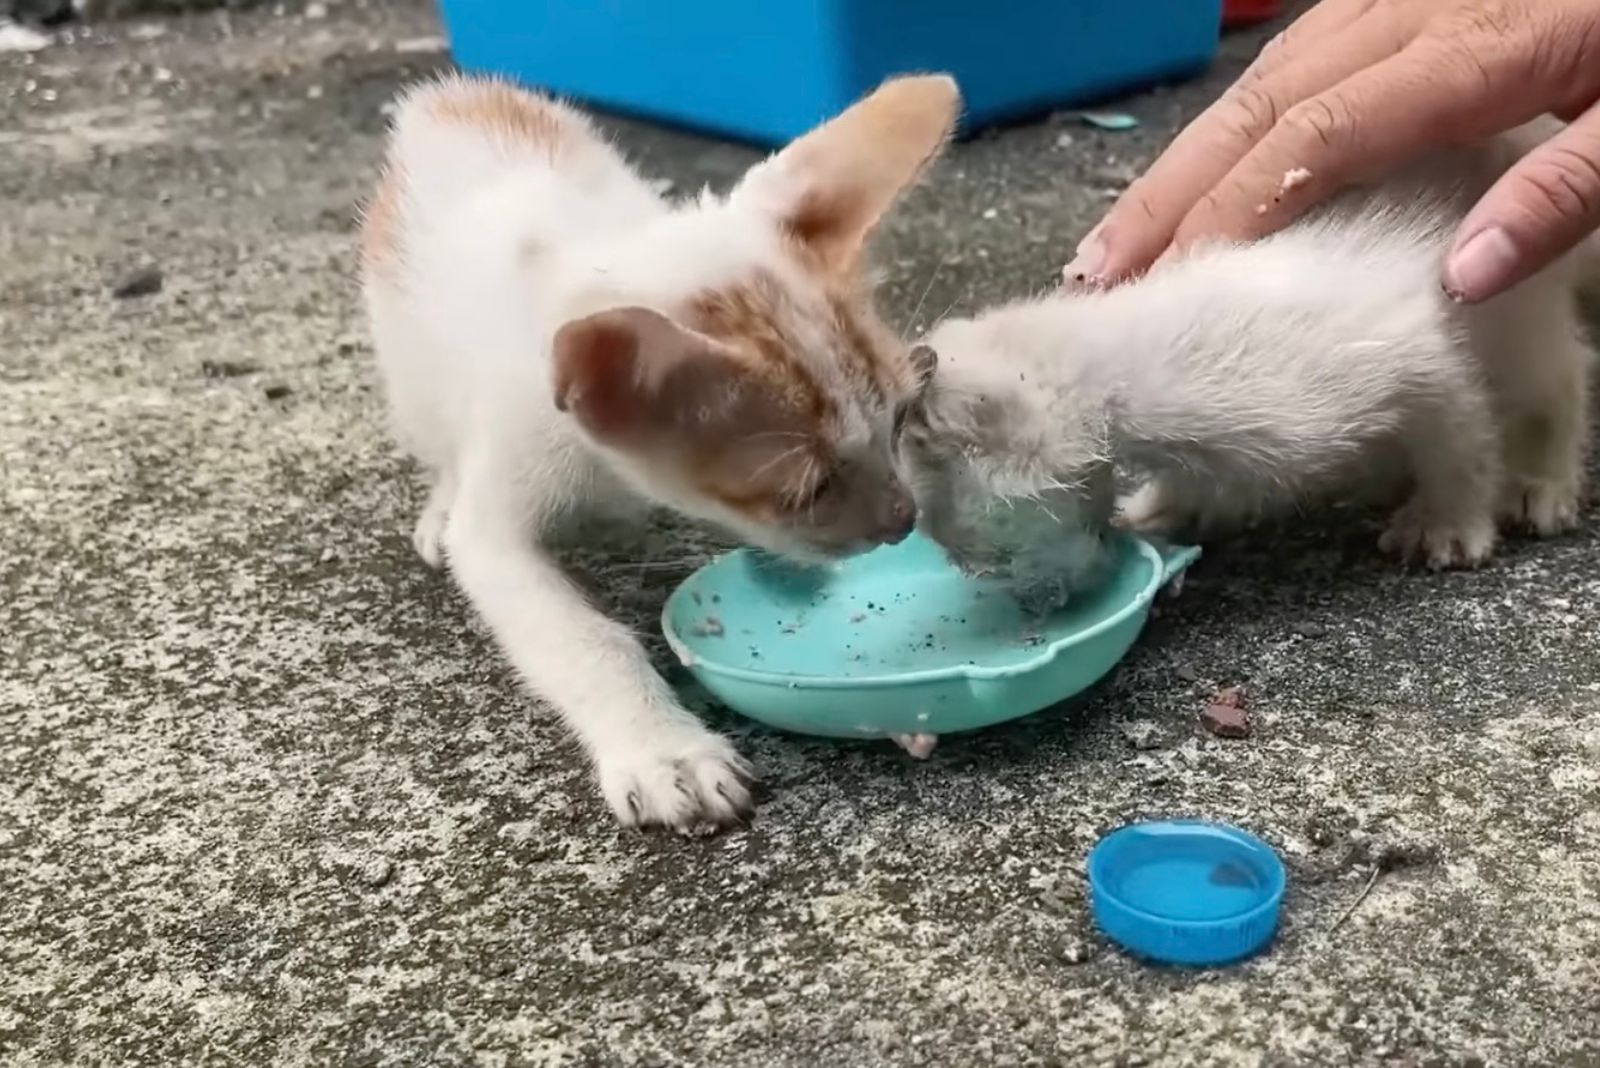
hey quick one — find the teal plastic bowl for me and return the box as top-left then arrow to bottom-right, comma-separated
661,533 -> 1199,738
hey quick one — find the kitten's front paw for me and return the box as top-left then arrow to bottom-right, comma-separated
1496,479 -> 1582,536
412,503 -> 449,570
1115,481 -> 1206,538
1115,482 -> 1173,534
890,732 -> 938,760
1379,504 -> 1496,570
596,730 -> 755,837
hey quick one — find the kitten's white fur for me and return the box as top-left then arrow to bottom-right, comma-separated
906,123 -> 1595,587
364,76 -> 954,833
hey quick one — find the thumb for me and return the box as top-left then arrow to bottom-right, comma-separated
1444,103 -> 1600,303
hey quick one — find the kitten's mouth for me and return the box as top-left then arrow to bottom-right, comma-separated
778,534 -> 898,563
800,538 -> 882,561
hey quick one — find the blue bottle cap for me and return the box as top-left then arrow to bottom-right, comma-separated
1087,820 -> 1286,967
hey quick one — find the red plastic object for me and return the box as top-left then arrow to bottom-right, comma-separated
1223,0 -> 1281,27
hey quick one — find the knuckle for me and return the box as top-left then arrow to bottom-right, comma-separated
1282,96 -> 1352,152
1436,34 -> 1496,97
1120,179 -> 1161,224
1534,7 -> 1600,96
1515,148 -> 1600,224
1439,0 -> 1522,41
1241,28 -> 1293,78
1213,83 -> 1282,149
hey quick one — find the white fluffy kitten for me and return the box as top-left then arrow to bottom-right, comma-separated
903,124 -> 1595,591
360,75 -> 957,833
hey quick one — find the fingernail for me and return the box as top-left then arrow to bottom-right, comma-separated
1062,228 -> 1107,284
1444,226 -> 1520,302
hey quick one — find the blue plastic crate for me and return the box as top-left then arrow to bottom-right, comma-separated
436,1 -> 1222,145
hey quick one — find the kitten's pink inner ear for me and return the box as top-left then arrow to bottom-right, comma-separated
738,74 -> 961,275
552,311 -> 645,440
552,306 -> 744,447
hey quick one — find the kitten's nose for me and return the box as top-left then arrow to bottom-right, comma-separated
878,491 -> 917,545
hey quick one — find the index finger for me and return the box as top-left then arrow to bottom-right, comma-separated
1169,13 -> 1565,251
1086,0 -> 1407,281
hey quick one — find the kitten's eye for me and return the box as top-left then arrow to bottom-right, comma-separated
787,470 -> 834,511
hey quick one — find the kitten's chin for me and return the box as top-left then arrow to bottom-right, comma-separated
748,536 -> 882,565
734,523 -> 895,565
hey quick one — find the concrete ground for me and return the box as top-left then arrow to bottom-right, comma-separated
4,2 -> 1599,1065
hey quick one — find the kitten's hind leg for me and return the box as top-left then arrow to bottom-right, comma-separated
1378,385 -> 1500,569
411,468 -> 456,570
1486,305 -> 1591,536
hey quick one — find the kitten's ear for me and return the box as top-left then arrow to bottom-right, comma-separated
552,307 -> 747,447
909,344 -> 939,389
733,75 -> 961,277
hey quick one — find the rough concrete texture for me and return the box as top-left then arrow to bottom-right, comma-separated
4,2 -> 1599,1066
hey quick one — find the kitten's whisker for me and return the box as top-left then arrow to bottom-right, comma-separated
906,248 -> 953,335
929,283 -> 974,331
598,559 -> 711,575
743,430 -> 810,443
747,444 -> 808,482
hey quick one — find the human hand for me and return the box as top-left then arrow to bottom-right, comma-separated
1067,0 -> 1600,302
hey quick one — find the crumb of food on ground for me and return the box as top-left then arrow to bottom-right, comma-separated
201,359 -> 259,379
1200,701 -> 1250,739
111,264 -> 163,299
891,732 -> 938,760
1056,939 -> 1095,965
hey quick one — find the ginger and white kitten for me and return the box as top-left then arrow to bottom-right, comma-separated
360,75 -> 957,834
903,124 -> 1595,593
